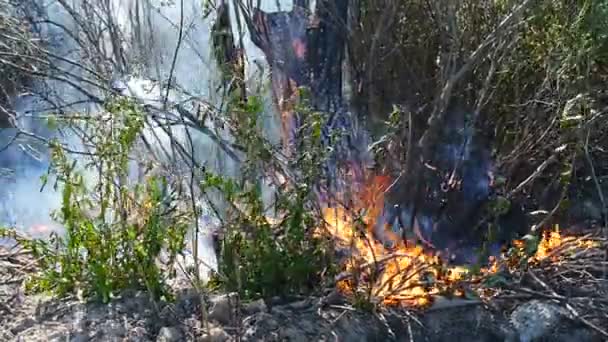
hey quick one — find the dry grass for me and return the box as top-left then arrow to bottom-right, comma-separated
478,229 -> 608,338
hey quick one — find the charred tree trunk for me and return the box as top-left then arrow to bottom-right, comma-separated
306,1 -> 348,114
244,0 -> 370,210
246,0 -> 349,155
244,1 -> 523,263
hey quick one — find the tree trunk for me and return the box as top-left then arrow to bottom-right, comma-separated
246,0 -> 349,154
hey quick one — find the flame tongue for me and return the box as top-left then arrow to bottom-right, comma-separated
320,167 -> 603,308
322,175 -> 470,307
322,169 -> 597,308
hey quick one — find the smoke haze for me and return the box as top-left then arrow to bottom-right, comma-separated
0,0 -> 293,274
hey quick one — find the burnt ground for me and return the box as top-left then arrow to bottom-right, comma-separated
0,245 -> 604,342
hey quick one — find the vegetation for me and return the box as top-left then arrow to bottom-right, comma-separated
351,0 -> 608,242
0,0 -> 42,127
1,90 -> 336,303
204,95 -> 337,299
0,98 -> 189,302
0,1 -> 606,331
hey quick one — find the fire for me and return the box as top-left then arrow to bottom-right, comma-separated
534,227 -> 563,260
322,175 -> 599,308
322,175 -> 468,307
531,226 -> 599,262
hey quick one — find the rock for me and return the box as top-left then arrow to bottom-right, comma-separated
278,327 -> 308,342
4,279 -> 603,342
156,326 -> 182,342
319,289 -> 345,306
209,293 -> 238,325
241,312 -> 280,341
296,319 -> 316,334
241,307 -> 390,342
287,300 -> 310,310
335,312 -> 389,342
243,299 -> 267,315
96,321 -> 128,340
200,327 -> 231,342
509,300 -> 569,342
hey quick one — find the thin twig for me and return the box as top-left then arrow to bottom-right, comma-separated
528,269 -> 608,338
163,0 -> 185,109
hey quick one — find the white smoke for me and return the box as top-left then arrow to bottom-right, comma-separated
1,0 -> 294,276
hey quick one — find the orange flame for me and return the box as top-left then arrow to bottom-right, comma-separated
531,226 -> 599,262
322,175 -> 598,308
534,227 -> 564,260
323,175 -> 468,307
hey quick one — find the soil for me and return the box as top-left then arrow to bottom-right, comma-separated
1,244 -> 603,342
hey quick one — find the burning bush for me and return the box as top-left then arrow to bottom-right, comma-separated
318,175 -> 608,335
350,0 -> 608,253
204,171 -> 335,299
0,90 -> 339,304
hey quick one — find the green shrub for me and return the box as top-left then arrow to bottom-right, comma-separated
205,93 -> 337,300
0,87 -> 336,304
203,171 -> 334,299
20,97 -> 190,303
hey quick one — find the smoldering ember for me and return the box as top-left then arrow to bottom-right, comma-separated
1,0 -> 607,341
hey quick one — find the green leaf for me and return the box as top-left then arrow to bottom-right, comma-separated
483,274 -> 509,288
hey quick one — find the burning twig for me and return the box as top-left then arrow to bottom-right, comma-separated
475,231 -> 608,338
334,253 -> 413,283
373,261 -> 434,299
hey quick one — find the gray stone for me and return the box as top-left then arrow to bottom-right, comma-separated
209,293 -> 238,325
509,300 -> 569,342
241,312 -> 281,341
278,327 -> 308,342
319,289 -> 345,306
97,321 -> 128,340
297,319 -> 316,334
156,326 -> 182,342
337,313 -> 388,342
243,299 -> 267,315
200,327 -> 231,342
287,300 -> 310,310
